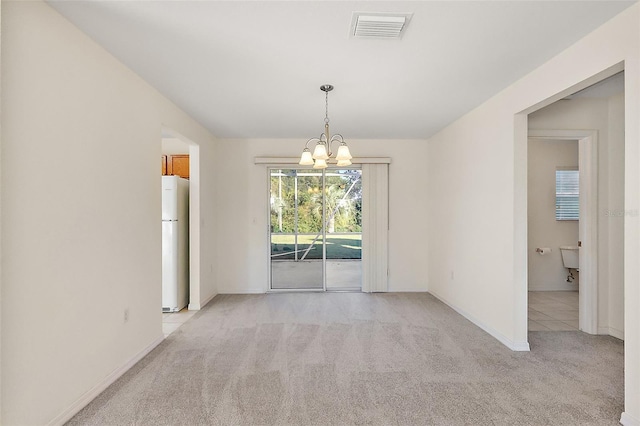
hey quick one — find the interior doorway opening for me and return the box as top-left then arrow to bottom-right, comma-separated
161,128 -> 201,315
527,137 -> 581,331
269,168 -> 363,291
525,71 -> 624,339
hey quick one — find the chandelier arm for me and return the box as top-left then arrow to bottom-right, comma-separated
328,138 -> 344,158
304,137 -> 321,149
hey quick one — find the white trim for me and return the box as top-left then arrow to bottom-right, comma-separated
610,328 -> 624,340
430,291 -> 531,352
189,292 -> 217,310
621,412 -> 640,426
218,289 -> 265,294
529,129 -> 595,140
514,114 -> 529,348
254,157 -> 391,165
529,129 -> 599,334
520,63 -> 624,116
598,326 -> 624,340
47,335 -> 164,426
188,143 -> 201,311
578,134 -> 599,335
388,288 -> 429,292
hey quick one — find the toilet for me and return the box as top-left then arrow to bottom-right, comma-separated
560,246 -> 579,270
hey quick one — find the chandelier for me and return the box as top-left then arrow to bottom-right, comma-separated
299,84 -> 352,169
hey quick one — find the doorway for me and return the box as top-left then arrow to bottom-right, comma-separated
527,138 -> 581,331
269,168 -> 363,291
525,71 -> 625,337
160,129 -> 201,335
527,130 -> 599,333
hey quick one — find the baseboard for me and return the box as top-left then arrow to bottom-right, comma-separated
387,287 -> 429,292
609,327 -> 624,340
429,291 -> 530,352
216,288 -> 428,294
47,334 -> 165,426
218,289 -> 266,294
188,291 -> 217,310
621,412 -> 640,426
528,284 -> 578,292
200,292 -> 217,308
598,326 -> 624,340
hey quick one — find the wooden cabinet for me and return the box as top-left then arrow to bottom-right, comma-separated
162,154 -> 189,179
168,155 -> 189,179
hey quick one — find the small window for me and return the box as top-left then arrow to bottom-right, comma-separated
556,169 -> 579,221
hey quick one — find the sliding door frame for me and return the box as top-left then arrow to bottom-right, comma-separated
267,166 -> 327,292
267,166 -> 366,292
257,157 -> 390,293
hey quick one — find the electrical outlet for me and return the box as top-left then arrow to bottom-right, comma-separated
124,308 -> 130,323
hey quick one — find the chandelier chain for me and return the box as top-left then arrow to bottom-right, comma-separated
324,90 -> 330,125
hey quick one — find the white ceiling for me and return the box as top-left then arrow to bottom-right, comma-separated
47,1 -> 636,140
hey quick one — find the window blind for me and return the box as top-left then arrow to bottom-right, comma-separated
556,169 -> 579,221
361,163 -> 389,292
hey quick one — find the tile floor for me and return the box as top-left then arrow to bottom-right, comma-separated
162,308 -> 197,337
528,291 -> 579,331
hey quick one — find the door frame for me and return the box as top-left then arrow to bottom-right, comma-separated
266,166 -> 365,292
529,129 -> 598,334
267,167 -> 327,292
161,127 -> 203,309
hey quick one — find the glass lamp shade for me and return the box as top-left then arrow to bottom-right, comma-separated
312,142 -> 329,160
313,158 -> 328,169
335,144 -> 353,161
336,159 -> 352,167
299,149 -> 314,165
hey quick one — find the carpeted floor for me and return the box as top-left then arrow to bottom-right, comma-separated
67,293 -> 624,425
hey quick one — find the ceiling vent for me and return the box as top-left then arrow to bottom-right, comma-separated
351,12 -> 412,39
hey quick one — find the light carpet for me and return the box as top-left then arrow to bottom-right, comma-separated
67,293 -> 623,425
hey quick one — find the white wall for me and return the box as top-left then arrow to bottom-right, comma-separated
0,2 -> 216,424
161,137 -> 190,155
527,139 -> 579,291
214,138 -> 428,294
528,96 -> 625,338
427,4 -> 639,423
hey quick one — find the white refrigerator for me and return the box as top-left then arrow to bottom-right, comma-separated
162,175 -> 189,312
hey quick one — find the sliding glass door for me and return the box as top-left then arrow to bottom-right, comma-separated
269,168 -> 362,291
270,169 -> 323,289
